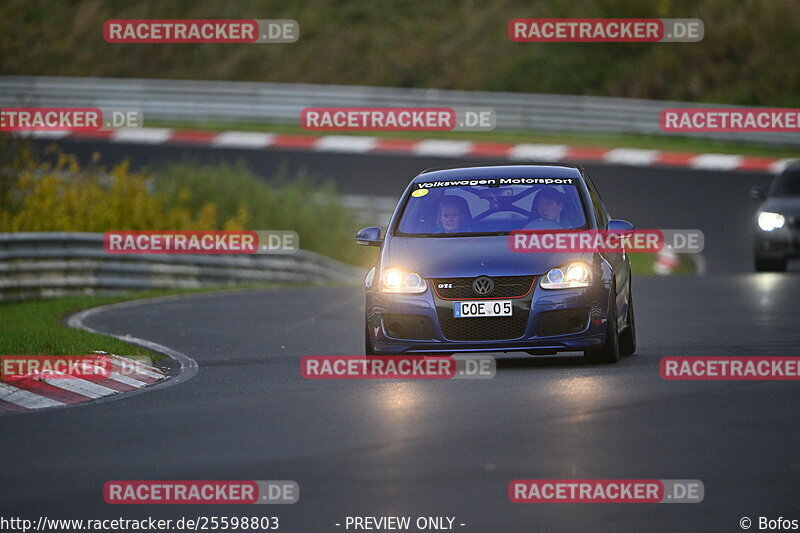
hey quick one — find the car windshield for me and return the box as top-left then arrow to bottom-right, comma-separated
772,171 -> 800,197
395,177 -> 588,236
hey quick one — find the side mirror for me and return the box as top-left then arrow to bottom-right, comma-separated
356,226 -> 382,246
749,185 -> 766,200
606,219 -> 634,234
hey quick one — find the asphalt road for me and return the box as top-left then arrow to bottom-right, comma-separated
2,275 -> 800,532
2,140 -> 798,532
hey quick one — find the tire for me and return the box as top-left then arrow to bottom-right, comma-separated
364,316 -> 376,355
755,254 -> 787,272
584,283 -> 620,364
619,282 -> 636,357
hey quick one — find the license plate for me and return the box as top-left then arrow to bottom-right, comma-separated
453,300 -> 513,318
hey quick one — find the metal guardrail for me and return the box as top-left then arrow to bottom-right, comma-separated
0,232 -> 365,301
0,75 -> 797,147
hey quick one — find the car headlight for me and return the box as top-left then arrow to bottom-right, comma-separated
758,211 -> 785,232
380,267 -> 427,293
540,262 -> 592,289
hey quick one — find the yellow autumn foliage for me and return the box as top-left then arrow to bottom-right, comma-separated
0,145 -> 248,232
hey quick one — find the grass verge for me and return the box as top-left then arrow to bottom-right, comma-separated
0,285 -> 278,362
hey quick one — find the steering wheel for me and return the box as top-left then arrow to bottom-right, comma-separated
473,206 -> 530,221
523,218 -> 565,230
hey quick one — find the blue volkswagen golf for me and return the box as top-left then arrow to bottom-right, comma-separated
356,164 -> 636,364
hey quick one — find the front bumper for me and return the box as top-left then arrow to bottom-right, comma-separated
366,278 -> 610,355
754,225 -> 800,259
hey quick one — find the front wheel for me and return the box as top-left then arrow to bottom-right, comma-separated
584,284 -> 620,364
619,283 -> 636,356
364,317 -> 375,355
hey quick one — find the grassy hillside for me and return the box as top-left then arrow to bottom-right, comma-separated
2,0 -> 798,106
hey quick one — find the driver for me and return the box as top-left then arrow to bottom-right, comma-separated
437,195 -> 471,233
531,186 -> 566,226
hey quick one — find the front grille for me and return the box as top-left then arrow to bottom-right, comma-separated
383,313 -> 435,340
536,308 -> 590,337
438,315 -> 529,341
432,275 -> 535,299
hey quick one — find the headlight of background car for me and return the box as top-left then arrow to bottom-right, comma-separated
380,267 -> 427,293
540,262 -> 592,289
757,211 -> 785,232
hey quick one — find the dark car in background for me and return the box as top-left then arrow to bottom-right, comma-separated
356,164 -> 636,364
752,163 -> 800,271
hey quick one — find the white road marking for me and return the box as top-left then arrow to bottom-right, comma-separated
689,153 -> 744,171
109,354 -> 164,379
604,148 -> 660,166
107,372 -> 149,388
211,131 -> 276,149
0,383 -> 64,408
412,140 -> 473,157
315,135 -> 378,152
43,376 -> 118,399
508,144 -> 568,161
111,127 -> 173,144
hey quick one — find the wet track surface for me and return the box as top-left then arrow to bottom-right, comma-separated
2,141 -> 799,531
2,276 -> 800,532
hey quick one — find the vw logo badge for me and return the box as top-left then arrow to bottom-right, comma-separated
472,276 -> 494,296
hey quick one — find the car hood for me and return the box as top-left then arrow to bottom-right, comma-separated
383,235 -> 590,278
760,197 -> 800,217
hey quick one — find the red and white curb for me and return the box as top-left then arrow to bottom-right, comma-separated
0,294 -> 200,415
23,128 -> 796,174
0,353 -> 165,413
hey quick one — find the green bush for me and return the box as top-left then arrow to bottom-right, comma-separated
0,137 -> 375,266
156,161 -> 373,265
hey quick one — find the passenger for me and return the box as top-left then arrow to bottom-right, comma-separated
437,195 -> 472,233
531,187 -> 566,226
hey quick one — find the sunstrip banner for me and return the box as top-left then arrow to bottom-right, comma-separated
415,178 -> 576,188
